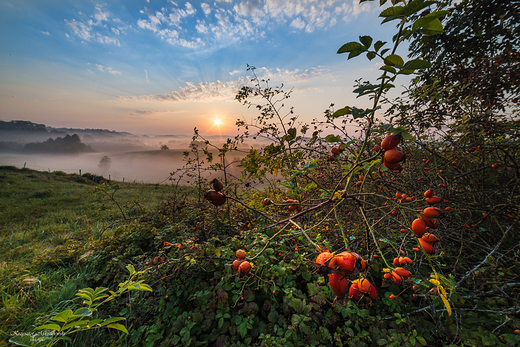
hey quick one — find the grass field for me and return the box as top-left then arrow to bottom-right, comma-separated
0,165 -> 188,338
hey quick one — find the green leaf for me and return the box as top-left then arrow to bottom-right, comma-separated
402,59 -> 431,70
237,321 -> 248,338
304,182 -> 317,191
62,320 -> 91,330
398,69 -> 415,75
337,42 -> 364,54
325,134 -> 342,143
379,0 -> 387,5
384,54 -> 404,68
106,323 -> 128,334
52,310 -> 74,323
379,6 -> 404,18
420,18 -> 443,36
380,65 -> 397,74
374,40 -> 386,52
366,51 -> 376,60
416,336 -> 428,346
348,50 -> 365,59
359,35 -> 373,49
35,323 -> 62,331
412,11 -> 448,31
9,334 -> 38,346
332,106 -> 352,117
287,127 -> 297,140
126,264 -> 135,276
280,182 -> 294,189
100,317 -> 126,326
352,108 -> 366,119
74,308 -> 93,317
404,0 -> 436,16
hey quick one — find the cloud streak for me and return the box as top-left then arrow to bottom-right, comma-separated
118,65 -> 325,103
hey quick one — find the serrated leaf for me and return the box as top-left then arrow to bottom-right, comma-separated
106,323 -> 128,334
337,42 -> 364,54
359,35 -> 373,49
384,54 -> 404,68
35,323 -> 62,331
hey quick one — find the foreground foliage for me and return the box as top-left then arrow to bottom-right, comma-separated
2,0 -> 520,346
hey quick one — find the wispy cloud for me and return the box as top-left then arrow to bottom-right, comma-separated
119,79 -> 246,102
41,31 -> 51,36
118,65 -> 325,102
64,4 -> 125,46
92,63 -> 121,75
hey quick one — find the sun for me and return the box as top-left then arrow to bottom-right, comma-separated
214,119 -> 221,126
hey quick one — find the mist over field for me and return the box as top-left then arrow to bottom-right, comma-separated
0,120 -> 256,184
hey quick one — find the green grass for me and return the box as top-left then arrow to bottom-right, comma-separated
0,165 -> 193,335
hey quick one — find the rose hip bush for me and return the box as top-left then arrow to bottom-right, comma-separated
11,0 -> 519,346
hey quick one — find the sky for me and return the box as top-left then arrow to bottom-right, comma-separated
0,0 -> 408,136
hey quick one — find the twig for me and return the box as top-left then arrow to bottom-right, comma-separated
456,218 -> 517,288
9,278 -> 38,308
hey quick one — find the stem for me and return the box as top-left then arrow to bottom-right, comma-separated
359,206 -> 392,269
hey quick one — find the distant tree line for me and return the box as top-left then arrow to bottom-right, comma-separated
24,134 -> 94,154
0,134 -> 94,154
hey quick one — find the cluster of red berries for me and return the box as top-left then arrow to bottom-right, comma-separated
411,188 -> 444,253
375,133 -> 406,171
232,249 -> 251,278
383,257 -> 413,286
315,249 -> 376,303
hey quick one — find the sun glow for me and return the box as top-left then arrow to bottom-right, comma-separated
214,119 -> 221,126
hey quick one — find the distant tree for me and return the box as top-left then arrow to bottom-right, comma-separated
98,155 -> 111,171
161,144 -> 169,151
23,134 -> 94,154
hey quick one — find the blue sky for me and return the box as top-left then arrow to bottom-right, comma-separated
0,0 -> 405,135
